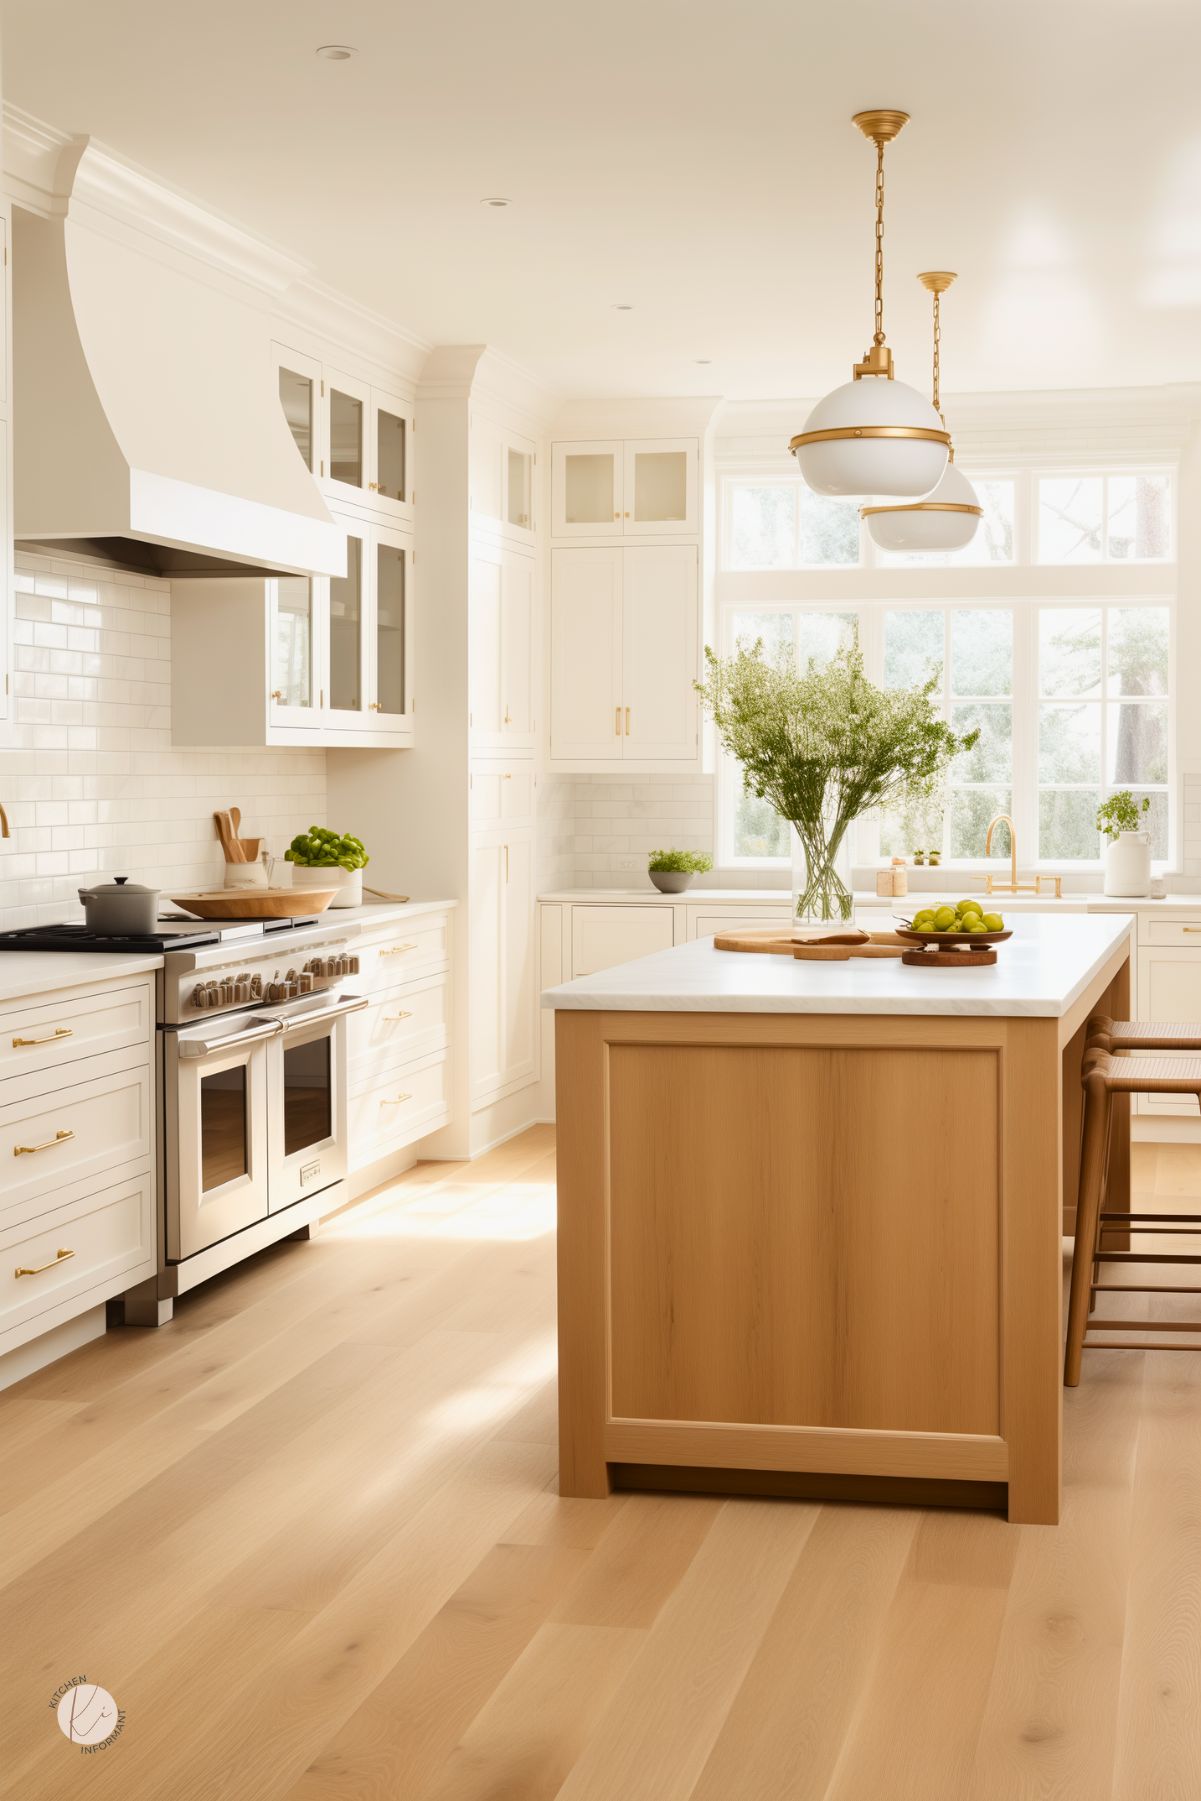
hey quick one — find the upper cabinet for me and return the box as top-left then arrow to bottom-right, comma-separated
469,541 -> 536,753
272,343 -> 415,526
321,516 -> 414,737
551,438 -> 698,539
470,414 -> 538,549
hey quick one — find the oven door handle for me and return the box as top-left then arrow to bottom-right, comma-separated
270,993 -> 370,1035
176,1017 -> 286,1059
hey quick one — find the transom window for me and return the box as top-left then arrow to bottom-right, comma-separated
715,464 -> 1176,869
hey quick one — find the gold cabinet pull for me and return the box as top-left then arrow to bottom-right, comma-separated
384,1011 -> 413,1022
381,1092 -> 412,1106
380,943 -> 417,957
504,843 -> 510,882
625,706 -> 631,735
13,1128 -> 75,1157
615,705 -> 622,736
1183,927 -> 1201,934
12,1027 -> 73,1048
14,1247 -> 74,1278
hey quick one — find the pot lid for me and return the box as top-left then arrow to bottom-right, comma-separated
79,876 -> 161,896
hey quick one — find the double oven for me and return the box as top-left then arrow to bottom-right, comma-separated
151,920 -> 368,1282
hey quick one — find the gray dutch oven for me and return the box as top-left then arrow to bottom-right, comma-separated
77,876 -> 161,935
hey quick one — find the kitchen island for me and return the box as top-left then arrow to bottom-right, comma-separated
544,913 -> 1134,1524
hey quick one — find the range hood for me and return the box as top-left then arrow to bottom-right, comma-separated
12,142 -> 345,579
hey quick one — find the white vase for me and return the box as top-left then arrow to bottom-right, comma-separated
1103,831 -> 1151,898
290,865 -> 363,908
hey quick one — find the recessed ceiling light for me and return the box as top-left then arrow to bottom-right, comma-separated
481,197 -> 512,208
695,359 -> 712,365
613,303 -> 634,311
315,43 -> 356,59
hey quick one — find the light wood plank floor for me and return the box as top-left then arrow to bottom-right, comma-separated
3,1127 -> 1201,1799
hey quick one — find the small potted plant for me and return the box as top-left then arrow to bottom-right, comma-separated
284,826 -> 370,908
1096,792 -> 1152,897
647,849 -> 713,895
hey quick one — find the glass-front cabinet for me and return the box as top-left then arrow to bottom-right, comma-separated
469,415 -> 537,546
371,526 -> 413,732
327,525 -> 367,723
271,344 -> 415,523
270,576 -> 319,728
552,438 -> 698,538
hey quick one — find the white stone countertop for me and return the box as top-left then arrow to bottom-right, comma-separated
539,887 -> 1201,913
542,912 -> 1134,1019
0,950 -> 164,1004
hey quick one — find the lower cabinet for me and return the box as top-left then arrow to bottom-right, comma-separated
570,905 -> 674,977
1136,945 -> 1201,1117
470,826 -> 536,1107
344,911 -> 453,1172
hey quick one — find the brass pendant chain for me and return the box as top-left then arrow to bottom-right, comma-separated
931,288 -> 941,413
873,138 -> 886,347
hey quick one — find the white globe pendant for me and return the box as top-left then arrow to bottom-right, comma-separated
790,376 -> 950,499
863,459 -> 982,553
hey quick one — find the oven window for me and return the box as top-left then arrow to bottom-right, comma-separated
200,1066 -> 249,1191
283,1036 -> 332,1157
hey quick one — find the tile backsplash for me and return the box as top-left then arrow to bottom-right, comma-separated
0,550 -> 326,929
541,773 -> 740,890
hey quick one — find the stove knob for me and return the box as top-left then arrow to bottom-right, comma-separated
190,984 -> 206,1009
349,954 -> 360,974
298,972 -> 314,994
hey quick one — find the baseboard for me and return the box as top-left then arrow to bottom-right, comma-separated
0,1306 -> 106,1392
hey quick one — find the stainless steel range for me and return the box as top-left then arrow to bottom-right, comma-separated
0,913 -> 368,1324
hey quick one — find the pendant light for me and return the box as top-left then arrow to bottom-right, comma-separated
862,271 -> 983,553
791,111 -> 950,499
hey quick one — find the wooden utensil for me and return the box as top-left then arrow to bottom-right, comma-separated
234,838 -> 262,863
212,811 -> 244,862
171,887 -> 337,920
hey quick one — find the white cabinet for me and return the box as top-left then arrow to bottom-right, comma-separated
1136,946 -> 1201,1116
552,438 -> 697,538
570,905 -> 674,977
0,213 -> 10,729
172,516 -> 414,749
470,543 -> 536,752
549,544 -> 698,768
470,414 -> 538,548
470,827 -> 536,1106
273,342 -> 414,525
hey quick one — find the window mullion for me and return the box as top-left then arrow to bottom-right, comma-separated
1012,603 -> 1038,865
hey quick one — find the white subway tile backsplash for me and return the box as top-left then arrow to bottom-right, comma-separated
0,551 -> 327,929
540,773 -> 724,890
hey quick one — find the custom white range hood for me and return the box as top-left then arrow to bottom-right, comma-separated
12,137 -> 345,579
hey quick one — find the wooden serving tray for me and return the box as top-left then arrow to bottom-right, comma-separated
713,926 -> 907,961
170,887 -> 337,920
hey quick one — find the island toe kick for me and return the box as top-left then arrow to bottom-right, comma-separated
554,936 -> 1130,1525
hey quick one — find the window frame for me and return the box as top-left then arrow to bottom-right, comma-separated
713,460 -> 1177,874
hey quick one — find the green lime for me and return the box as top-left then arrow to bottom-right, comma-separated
933,906 -> 957,931
912,910 -> 935,928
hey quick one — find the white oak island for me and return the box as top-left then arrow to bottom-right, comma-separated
544,913 -> 1134,1524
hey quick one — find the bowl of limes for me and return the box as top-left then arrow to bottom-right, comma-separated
896,898 -> 1012,948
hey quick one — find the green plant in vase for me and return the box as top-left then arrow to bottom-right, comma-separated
696,640 -> 977,930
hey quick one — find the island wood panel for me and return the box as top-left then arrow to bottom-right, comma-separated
556,953 -> 1132,1523
605,1040 -> 1001,1435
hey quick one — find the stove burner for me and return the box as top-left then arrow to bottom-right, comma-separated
0,921 -> 221,953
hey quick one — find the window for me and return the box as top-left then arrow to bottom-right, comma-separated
715,464 -> 1176,869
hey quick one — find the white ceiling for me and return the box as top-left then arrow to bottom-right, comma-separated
4,0 -> 1201,400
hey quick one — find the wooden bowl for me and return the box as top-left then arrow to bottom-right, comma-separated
894,925 -> 1014,948
169,887 -> 337,920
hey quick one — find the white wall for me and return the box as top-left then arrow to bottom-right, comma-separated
0,547 -> 326,927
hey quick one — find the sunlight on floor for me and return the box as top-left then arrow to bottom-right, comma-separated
323,1168 -> 557,1244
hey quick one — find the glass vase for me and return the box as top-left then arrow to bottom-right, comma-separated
790,813 -> 854,936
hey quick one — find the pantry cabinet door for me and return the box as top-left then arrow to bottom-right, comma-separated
500,550 -> 535,747
549,547 -> 623,762
469,835 -> 505,1103
621,544 -> 698,762
469,542 -> 505,748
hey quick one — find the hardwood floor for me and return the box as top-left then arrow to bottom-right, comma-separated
3,1127 -> 1201,1798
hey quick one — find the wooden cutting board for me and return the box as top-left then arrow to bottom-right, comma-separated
712,926 -> 907,961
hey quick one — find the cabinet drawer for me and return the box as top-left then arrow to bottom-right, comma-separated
0,980 -> 154,1088
356,916 -> 449,990
348,1052 -> 449,1170
349,973 -> 448,1092
0,1167 -> 154,1346
1,1058 -> 153,1227
1141,917 -> 1201,948
571,906 -> 674,977
691,908 -> 791,941
470,766 -> 535,826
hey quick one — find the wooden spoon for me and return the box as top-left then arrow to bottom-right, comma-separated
213,811 -> 244,862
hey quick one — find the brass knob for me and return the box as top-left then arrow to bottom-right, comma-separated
369,700 -> 382,711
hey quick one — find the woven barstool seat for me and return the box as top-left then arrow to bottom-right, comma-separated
1086,1014 -> 1201,1052
1065,1048 -> 1201,1384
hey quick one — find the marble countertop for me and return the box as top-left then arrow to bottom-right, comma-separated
542,912 -> 1134,1018
539,887 -> 1198,912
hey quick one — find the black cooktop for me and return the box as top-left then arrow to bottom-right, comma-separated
0,921 -> 221,953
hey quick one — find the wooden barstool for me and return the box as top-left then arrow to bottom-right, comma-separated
1065,1037 -> 1201,1384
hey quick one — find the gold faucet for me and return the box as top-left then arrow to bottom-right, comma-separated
984,812 -> 1062,898
0,802 -> 9,838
